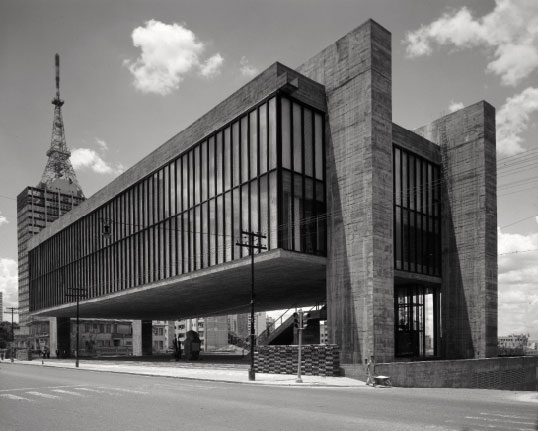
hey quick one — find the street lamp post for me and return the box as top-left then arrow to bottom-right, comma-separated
65,284 -> 87,368
236,231 -> 267,381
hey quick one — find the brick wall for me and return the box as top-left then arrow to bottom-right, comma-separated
255,345 -> 340,376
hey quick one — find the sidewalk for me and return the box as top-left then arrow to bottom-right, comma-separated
6,358 -> 367,388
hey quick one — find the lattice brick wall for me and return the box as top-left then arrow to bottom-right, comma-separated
254,344 -> 340,376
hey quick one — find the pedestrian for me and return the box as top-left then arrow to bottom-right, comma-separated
56,349 -> 60,359
366,355 -> 375,386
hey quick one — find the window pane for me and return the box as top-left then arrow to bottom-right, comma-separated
170,161 -> 176,215
304,109 -> 313,177
164,166 -> 169,218
182,156 -> 188,212
224,127 -> 231,191
250,111 -> 258,179
293,103 -> 302,174
208,137 -> 215,199
259,175 -> 268,247
395,148 -> 401,206
194,146 -> 200,205
259,104 -> 268,175
232,122 -> 240,187
241,116 -> 249,183
251,179 -> 259,246
269,172 -> 277,249
268,98 -> 277,171
281,98 -> 291,170
217,195 -> 223,264
202,202 -> 208,268
201,140 -> 207,202
281,171 -> 292,250
409,154 -> 415,211
241,185 -> 249,257
216,132 -> 223,195
395,207 -> 402,269
209,198 -> 216,266
314,113 -> 323,180
233,188 -> 241,259
293,173 -> 302,251
225,191 -> 232,262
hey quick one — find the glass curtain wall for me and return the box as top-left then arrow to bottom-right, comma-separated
29,94 -> 326,312
393,146 -> 441,276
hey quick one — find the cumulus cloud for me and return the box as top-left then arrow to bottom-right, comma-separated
498,228 -> 538,336
405,0 -> 538,86
448,101 -> 464,112
124,20 -> 223,95
0,212 -> 8,227
200,53 -> 224,78
497,87 -> 538,155
239,56 -> 258,78
71,148 -> 124,176
0,258 -> 18,319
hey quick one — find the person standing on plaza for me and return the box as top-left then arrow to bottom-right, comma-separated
366,355 -> 376,386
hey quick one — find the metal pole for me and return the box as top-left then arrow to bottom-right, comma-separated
76,292 -> 79,368
296,310 -> 303,383
249,243 -> 255,381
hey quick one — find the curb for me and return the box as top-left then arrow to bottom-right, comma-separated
5,361 -> 367,389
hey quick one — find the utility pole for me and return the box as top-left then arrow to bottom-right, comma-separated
236,231 -> 267,381
65,284 -> 87,368
5,307 -> 19,342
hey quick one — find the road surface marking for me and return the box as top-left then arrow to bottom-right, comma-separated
0,385 -> 84,392
26,391 -> 61,399
75,387 -> 108,394
0,394 -> 32,401
465,416 -> 535,425
480,412 -> 535,420
51,389 -> 86,396
97,387 -> 148,394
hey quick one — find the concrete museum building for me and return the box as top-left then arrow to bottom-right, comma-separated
27,20 -> 524,385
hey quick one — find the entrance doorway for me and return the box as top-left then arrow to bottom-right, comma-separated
395,284 -> 440,358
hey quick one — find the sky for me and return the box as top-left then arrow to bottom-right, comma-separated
0,0 -> 537,337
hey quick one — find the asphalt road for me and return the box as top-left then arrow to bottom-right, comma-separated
1,363 -> 537,431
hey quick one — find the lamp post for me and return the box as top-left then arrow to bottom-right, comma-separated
236,231 -> 267,381
65,284 -> 87,367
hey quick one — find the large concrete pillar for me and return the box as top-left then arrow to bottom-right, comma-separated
297,20 -> 394,363
132,320 -> 153,356
416,102 -> 497,358
49,317 -> 71,356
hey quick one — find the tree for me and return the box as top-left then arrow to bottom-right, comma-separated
0,321 -> 19,348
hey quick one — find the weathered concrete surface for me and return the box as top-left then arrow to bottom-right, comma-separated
416,101 -> 497,359
132,320 -> 152,356
297,20 -> 393,363
343,356 -> 538,390
49,317 -> 70,356
31,249 -> 326,321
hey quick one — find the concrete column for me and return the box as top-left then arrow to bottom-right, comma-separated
416,102 -> 497,359
297,19 -> 394,363
132,320 -> 153,356
49,317 -> 71,356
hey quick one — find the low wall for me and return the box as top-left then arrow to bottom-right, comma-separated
342,356 -> 538,390
255,345 -> 340,376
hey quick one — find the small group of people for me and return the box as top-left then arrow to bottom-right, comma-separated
40,347 -> 51,359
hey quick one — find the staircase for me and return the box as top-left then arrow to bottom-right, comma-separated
257,305 -> 326,346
